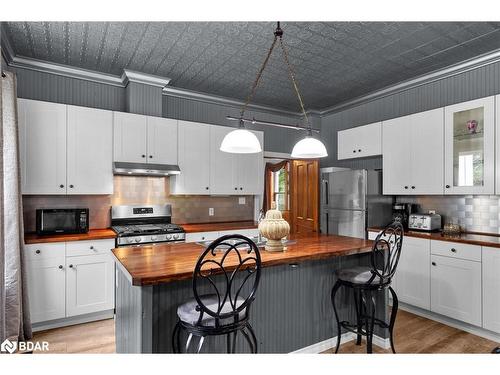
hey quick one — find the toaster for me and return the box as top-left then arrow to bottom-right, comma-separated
408,213 -> 442,231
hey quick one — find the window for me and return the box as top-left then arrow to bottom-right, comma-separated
272,166 -> 289,211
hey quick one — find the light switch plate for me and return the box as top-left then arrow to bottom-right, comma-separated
238,197 -> 246,205
209,208 -> 214,216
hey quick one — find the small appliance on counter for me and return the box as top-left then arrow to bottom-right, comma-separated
36,208 -> 89,235
111,204 -> 185,247
391,203 -> 419,230
408,213 -> 442,232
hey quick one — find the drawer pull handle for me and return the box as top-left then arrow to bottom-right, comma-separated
69,264 -> 74,269
58,265 -> 63,270
35,249 -> 41,254
451,248 -> 457,253
289,263 -> 299,268
90,246 -> 95,250
431,262 -> 436,266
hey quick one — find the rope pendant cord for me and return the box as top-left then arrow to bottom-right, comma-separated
238,22 -> 310,131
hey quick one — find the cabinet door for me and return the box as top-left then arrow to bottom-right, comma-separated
430,255 -> 482,326
209,126 -> 238,195
171,121 -> 211,194
67,105 -> 113,194
444,96 -> 495,195
382,115 -> 412,195
113,111 -> 148,163
410,108 -> 444,195
147,117 -> 178,165
66,254 -> 115,317
338,122 -> 382,160
26,253 -> 66,323
18,99 -> 67,194
495,95 -> 500,194
237,130 -> 264,195
482,246 -> 500,333
394,237 -> 430,310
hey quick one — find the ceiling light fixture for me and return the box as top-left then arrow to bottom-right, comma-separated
222,22 -> 327,158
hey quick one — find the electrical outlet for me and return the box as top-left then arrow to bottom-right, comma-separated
238,197 -> 246,205
209,208 -> 214,216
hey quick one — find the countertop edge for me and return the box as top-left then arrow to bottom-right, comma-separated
24,229 -> 117,244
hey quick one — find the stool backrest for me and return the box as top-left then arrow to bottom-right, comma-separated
192,234 -> 262,326
370,221 -> 404,284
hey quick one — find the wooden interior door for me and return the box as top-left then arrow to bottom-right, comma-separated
290,159 -> 319,234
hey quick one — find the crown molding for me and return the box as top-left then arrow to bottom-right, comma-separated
122,69 -> 171,88
319,47 -> 500,116
1,26 -> 15,65
162,86 -> 307,118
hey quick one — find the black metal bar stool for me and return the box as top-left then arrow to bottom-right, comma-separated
331,221 -> 403,354
172,234 -> 261,353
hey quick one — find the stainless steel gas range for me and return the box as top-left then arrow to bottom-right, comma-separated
111,204 -> 185,247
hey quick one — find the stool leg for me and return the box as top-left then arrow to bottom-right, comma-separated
364,290 -> 376,354
231,331 -> 237,353
185,333 -> 194,353
196,336 -> 205,354
388,286 -> 399,354
353,288 -> 363,345
241,326 -> 256,353
246,323 -> 258,353
226,333 -> 231,354
172,321 -> 181,353
331,280 -> 342,354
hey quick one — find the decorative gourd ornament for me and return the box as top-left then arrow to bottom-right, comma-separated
258,202 -> 290,252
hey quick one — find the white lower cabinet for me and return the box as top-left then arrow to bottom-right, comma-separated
430,254 -> 482,326
66,254 -> 114,317
185,228 -> 259,243
25,239 -> 115,325
482,246 -> 500,333
393,237 -> 430,310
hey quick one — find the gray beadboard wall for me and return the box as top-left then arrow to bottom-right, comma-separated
320,60 -> 500,170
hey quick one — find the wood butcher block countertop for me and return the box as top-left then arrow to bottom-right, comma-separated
112,233 -> 373,286
368,227 -> 500,249
181,221 -> 258,233
24,229 -> 117,244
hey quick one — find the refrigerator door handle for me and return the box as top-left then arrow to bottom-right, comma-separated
325,212 -> 329,234
322,179 -> 329,205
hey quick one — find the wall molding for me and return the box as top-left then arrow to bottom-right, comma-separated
320,47 -> 500,116
122,69 -> 171,88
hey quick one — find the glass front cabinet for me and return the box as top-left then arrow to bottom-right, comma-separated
444,96 -> 495,195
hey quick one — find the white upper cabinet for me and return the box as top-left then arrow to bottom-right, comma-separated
338,122 -> 382,160
18,99 -> 113,195
210,126 -> 238,195
495,95 -> 500,195
382,115 -> 412,195
113,112 -> 148,163
383,108 -> 444,195
237,130 -> 264,195
67,105 -> 113,195
171,120 -> 211,194
146,116 -> 178,165
18,99 -> 67,194
444,96 -> 495,195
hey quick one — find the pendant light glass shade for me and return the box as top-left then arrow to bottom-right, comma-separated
291,136 -> 328,159
220,128 -> 262,154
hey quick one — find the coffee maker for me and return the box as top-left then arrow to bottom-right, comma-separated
392,203 -> 418,230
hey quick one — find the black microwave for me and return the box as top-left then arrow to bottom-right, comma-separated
36,208 -> 89,235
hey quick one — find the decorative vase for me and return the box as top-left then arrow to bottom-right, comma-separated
467,120 -> 478,134
258,202 -> 290,252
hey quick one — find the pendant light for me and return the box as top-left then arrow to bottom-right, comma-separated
222,22 -> 327,158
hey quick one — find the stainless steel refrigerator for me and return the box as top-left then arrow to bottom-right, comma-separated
320,168 -> 393,239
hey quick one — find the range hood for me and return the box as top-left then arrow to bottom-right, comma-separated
113,162 -> 181,177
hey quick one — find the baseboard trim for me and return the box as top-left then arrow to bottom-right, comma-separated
291,332 -> 390,353
399,302 -> 500,344
32,310 -> 114,332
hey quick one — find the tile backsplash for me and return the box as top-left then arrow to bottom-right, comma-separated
396,195 -> 500,234
22,176 -> 254,232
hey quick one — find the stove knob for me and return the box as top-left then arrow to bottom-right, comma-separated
173,233 -> 179,240
151,236 -> 157,241
135,237 -> 141,243
127,238 -> 134,244
166,234 -> 172,240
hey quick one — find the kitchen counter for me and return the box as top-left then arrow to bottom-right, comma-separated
113,232 -> 385,353
24,228 -> 117,244
368,227 -> 500,248
112,233 -> 373,286
181,220 -> 258,233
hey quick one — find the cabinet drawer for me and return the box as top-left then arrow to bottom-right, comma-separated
66,239 -> 115,257
185,231 -> 220,243
25,242 -> 65,261
431,240 -> 481,262
219,228 -> 259,238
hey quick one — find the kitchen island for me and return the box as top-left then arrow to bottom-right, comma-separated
112,233 -> 387,353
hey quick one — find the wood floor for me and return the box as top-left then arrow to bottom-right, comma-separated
31,310 -> 498,354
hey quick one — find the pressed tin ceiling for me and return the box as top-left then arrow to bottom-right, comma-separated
3,21 -> 500,111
